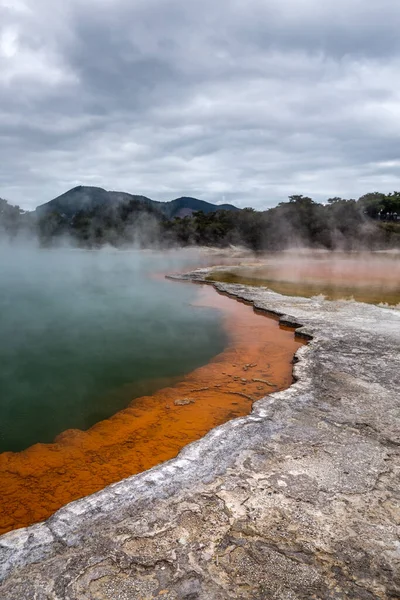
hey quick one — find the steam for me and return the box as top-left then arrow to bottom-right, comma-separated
211,250 -> 400,306
2,190 -> 400,252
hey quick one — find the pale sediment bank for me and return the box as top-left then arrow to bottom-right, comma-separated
1,266 -> 400,599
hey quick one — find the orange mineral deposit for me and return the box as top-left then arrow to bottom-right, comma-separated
0,285 -> 304,534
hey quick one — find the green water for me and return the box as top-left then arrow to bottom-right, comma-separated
0,247 -> 227,453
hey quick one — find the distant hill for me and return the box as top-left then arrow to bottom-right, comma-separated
3,187 -> 400,251
35,187 -> 152,219
159,196 -> 240,219
35,186 -> 239,220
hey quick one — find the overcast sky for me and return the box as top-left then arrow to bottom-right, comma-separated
1,0 -> 400,210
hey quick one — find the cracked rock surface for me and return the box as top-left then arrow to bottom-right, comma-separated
1,268 -> 400,599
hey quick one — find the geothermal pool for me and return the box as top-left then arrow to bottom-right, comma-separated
0,247 -> 229,453
208,252 -> 400,306
0,247 -> 303,534
2,248 -> 398,535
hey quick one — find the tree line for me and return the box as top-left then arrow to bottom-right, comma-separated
1,191 -> 400,251
163,193 -> 400,251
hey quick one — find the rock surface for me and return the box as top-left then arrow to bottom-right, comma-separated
1,267 -> 399,599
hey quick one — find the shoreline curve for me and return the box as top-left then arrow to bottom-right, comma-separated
1,266 -> 399,599
0,279 -> 302,535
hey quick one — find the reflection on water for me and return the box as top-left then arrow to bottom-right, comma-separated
208,251 -> 400,306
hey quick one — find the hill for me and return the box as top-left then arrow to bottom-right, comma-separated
35,186 -> 239,219
4,188 -> 399,251
159,196 -> 240,219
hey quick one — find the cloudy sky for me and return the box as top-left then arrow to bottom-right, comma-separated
1,0 -> 400,210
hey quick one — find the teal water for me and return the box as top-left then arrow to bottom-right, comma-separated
0,247 -> 227,453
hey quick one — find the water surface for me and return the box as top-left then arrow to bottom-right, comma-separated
0,284 -> 303,534
207,252 -> 400,306
0,247 -> 227,452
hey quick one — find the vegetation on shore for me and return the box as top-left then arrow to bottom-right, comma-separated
1,190 -> 400,251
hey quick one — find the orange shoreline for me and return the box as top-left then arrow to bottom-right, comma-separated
0,284 -> 304,535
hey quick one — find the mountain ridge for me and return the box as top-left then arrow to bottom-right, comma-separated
35,186 -> 240,219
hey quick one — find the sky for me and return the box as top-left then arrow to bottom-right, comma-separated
1,0 -> 400,211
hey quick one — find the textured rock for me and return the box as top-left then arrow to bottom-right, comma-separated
1,268 -> 399,599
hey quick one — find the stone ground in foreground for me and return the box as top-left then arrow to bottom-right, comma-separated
1,268 -> 399,599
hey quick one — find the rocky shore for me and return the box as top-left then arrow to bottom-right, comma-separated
1,267 -> 399,599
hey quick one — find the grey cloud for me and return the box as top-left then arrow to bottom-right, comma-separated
1,0 -> 400,209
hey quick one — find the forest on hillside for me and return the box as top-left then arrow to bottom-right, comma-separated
1,192 -> 400,251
